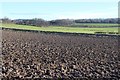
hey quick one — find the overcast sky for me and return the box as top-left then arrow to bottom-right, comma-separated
0,0 -> 119,20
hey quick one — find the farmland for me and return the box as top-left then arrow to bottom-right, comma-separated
70,23 -> 118,27
1,1 -> 119,79
2,29 -> 119,79
0,23 -> 119,34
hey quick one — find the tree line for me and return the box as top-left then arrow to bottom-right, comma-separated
1,17 -> 118,27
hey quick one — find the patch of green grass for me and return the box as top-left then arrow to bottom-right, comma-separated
72,23 -> 118,27
0,23 -> 119,35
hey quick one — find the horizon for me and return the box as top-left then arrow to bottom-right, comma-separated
1,2 -> 118,20
0,17 -> 118,21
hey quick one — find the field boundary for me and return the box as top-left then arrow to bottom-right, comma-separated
2,27 -> 120,37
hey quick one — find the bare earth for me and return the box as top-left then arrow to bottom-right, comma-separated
2,30 -> 119,79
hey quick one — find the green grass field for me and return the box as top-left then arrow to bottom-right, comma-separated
0,23 -> 119,35
71,23 -> 118,27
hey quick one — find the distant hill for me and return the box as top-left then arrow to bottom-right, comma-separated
0,18 -> 118,27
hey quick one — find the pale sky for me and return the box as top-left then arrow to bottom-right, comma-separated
0,0 -> 119,20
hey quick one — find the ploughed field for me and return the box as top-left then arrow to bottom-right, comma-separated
2,30 -> 119,79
